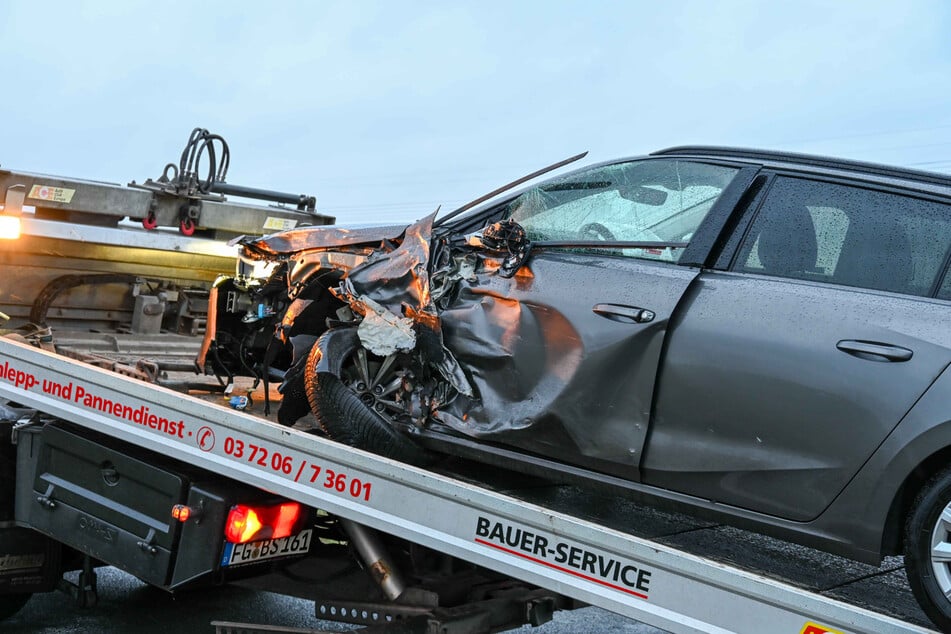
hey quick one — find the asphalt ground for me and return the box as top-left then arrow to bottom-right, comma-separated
4,565 -> 661,633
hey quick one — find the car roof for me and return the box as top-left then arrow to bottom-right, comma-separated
444,146 -> 951,228
652,145 -> 951,193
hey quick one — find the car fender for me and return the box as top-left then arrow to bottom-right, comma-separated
822,361 -> 951,559
312,328 -> 361,376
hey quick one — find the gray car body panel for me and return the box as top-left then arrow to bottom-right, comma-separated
644,271 -> 951,522
437,252 -> 699,472
820,364 -> 951,560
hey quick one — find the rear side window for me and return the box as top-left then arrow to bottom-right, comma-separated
734,176 -> 951,298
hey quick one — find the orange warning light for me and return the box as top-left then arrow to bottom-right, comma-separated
171,504 -> 191,522
0,216 -> 21,240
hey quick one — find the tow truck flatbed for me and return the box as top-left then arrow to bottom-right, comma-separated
0,336 -> 935,634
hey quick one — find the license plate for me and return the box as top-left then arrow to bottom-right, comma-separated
221,529 -> 313,567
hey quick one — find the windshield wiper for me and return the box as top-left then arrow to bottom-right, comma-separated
434,151 -> 588,226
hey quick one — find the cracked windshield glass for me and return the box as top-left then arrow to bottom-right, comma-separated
507,159 -> 739,262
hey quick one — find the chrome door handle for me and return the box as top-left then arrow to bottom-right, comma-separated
836,340 -> 913,362
592,303 -> 655,324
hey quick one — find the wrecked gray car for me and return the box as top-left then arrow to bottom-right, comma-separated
202,147 -> 951,631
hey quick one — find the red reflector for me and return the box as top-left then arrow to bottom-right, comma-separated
273,502 -> 300,537
224,502 -> 302,543
171,504 -> 191,522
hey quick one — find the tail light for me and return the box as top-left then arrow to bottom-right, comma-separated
224,502 -> 302,544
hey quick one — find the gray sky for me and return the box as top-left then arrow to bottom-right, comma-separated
2,0 -> 950,225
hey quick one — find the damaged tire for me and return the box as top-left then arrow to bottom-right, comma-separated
304,331 -> 432,464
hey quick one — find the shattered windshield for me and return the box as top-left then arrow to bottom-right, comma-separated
505,159 -> 739,261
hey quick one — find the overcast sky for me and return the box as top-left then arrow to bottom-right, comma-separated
1,1 -> 950,225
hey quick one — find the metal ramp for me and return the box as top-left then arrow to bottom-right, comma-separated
0,337 -> 936,634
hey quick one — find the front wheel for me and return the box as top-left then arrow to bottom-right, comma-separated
905,466 -> 951,631
303,334 -> 432,465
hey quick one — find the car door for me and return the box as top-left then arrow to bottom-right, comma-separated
643,174 -> 951,521
438,158 -> 754,478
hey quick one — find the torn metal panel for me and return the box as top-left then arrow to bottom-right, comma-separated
432,256 -> 682,471
355,297 -> 417,357
342,213 -> 438,319
236,224 -> 408,258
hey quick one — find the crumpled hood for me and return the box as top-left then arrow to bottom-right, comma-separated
236,223 -> 410,258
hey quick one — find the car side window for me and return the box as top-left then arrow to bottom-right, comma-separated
506,159 -> 739,263
735,176 -> 951,298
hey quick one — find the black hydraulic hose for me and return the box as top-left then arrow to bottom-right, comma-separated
210,341 -> 234,389
195,139 -> 217,193
179,128 -> 205,183
178,127 -> 231,194
207,133 -> 230,182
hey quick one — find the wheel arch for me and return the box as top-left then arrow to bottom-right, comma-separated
881,444 -> 951,556
311,327 -> 361,375
836,365 -> 951,560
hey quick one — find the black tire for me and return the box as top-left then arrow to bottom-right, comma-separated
905,466 -> 951,632
0,592 -> 31,621
303,337 -> 432,465
277,347 -> 316,427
